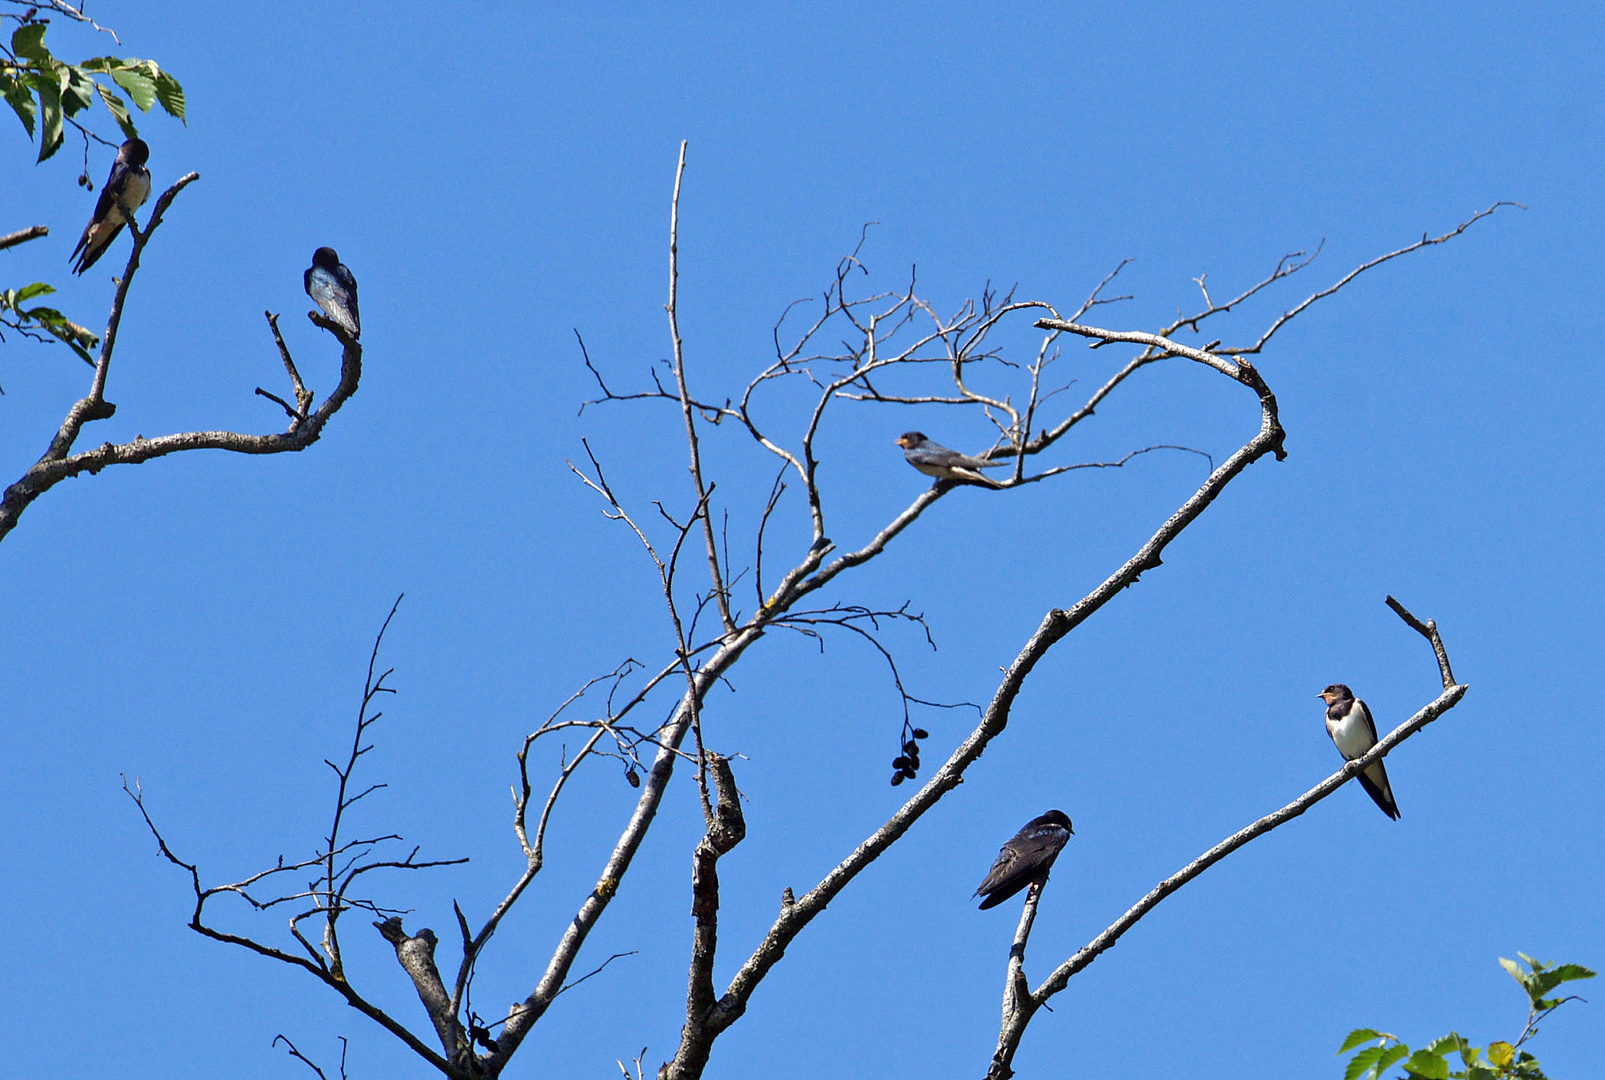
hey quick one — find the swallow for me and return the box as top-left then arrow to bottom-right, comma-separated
974,810 -> 1073,910
1319,683 -> 1400,820
304,247 -> 361,339
896,432 -> 1008,488
70,137 -> 152,275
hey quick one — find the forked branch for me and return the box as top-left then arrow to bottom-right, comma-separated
0,170 -> 365,544
984,598 -> 1468,1079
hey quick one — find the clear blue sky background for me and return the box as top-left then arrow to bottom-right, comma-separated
2,3 -> 1600,1078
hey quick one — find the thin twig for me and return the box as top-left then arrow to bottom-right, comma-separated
0,224 -> 48,250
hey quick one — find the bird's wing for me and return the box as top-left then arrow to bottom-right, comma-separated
975,823 -> 1069,901
1357,700 -> 1380,743
975,845 -> 1024,898
71,170 -> 126,259
951,467 -> 1004,489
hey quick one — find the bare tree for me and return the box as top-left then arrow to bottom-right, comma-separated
128,143 -> 1506,1079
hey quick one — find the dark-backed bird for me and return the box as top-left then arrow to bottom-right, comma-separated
304,247 -> 360,339
1319,683 -> 1400,820
70,137 -> 152,275
974,810 -> 1073,910
896,432 -> 1008,488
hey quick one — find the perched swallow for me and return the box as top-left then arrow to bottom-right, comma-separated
974,810 -> 1073,910
1319,684 -> 1400,820
896,432 -> 1008,488
70,137 -> 152,275
304,247 -> 361,339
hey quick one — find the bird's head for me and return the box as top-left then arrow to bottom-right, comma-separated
120,138 -> 150,167
1318,683 -> 1353,705
312,246 -> 342,269
895,432 -> 927,450
1034,809 -> 1073,834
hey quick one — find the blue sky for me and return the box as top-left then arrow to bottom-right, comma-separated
2,3 -> 1601,1078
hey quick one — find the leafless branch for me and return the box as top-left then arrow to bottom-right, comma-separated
664,142 -> 737,638
557,950 -> 640,998
1166,243 -> 1324,337
272,1034 -> 348,1080
0,224 -> 48,250
124,775 -> 462,1076
983,599 -> 1468,1078
1225,202 -> 1521,355
663,754 -> 747,1079
5,0 -> 123,42
126,602 -> 475,1077
0,172 -> 366,544
1386,594 -> 1457,688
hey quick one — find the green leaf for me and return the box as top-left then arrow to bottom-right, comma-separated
35,77 -> 61,162
11,23 -> 51,64
1487,1041 -> 1514,1067
61,65 -> 97,115
1499,957 -> 1526,988
1377,1045 -> 1410,1074
15,281 -> 54,302
1538,963 -> 1595,989
110,68 -> 157,112
153,69 -> 185,123
93,83 -> 136,139
1403,1048 -> 1449,1079
1340,1029 -> 1386,1054
1,72 -> 36,136
1345,1046 -> 1388,1080
1425,1033 -> 1466,1054
1521,962 -> 1592,1008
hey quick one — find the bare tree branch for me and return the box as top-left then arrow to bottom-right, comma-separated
983,598 -> 1468,1078
0,224 -> 48,250
664,141 -> 737,638
5,0 -> 123,42
123,602 -> 473,1077
273,1033 -> 348,1080
1225,202 -> 1522,356
662,754 -> 746,1079
0,172 -> 366,544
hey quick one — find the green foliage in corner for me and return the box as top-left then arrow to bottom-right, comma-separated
1339,954 -> 1594,1080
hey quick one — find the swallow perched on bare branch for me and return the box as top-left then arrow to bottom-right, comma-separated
1319,683 -> 1400,820
896,432 -> 1008,488
304,247 -> 360,339
975,810 -> 1073,910
70,137 -> 151,275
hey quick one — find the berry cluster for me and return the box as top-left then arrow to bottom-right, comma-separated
889,723 -> 929,785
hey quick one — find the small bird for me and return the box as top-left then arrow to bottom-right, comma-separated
896,432 -> 1008,488
70,137 -> 152,275
304,247 -> 360,339
1319,683 -> 1400,820
974,810 -> 1073,910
